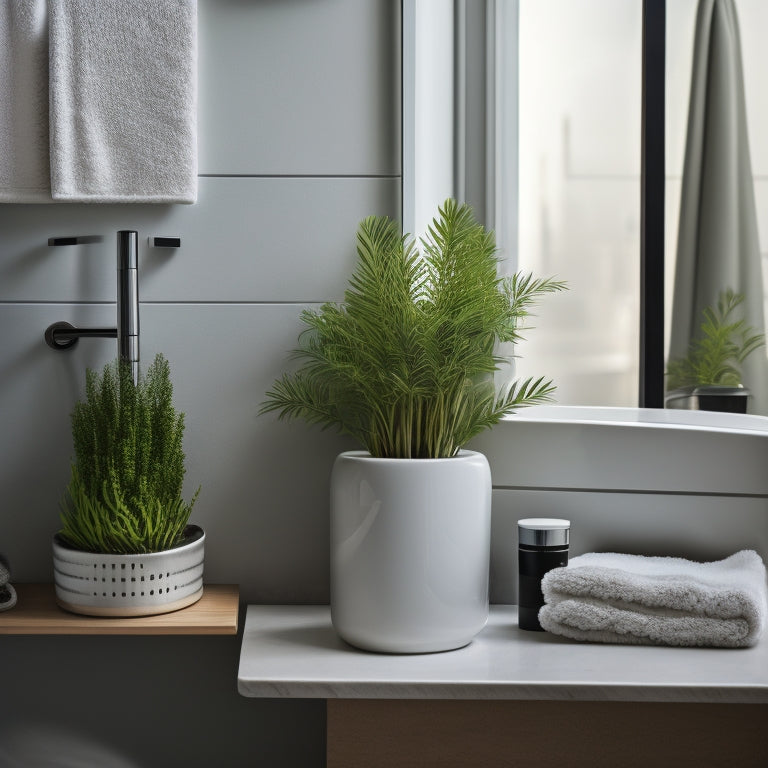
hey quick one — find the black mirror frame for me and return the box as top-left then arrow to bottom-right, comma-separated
640,0 -> 666,407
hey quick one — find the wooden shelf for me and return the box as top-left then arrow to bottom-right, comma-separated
0,583 -> 239,635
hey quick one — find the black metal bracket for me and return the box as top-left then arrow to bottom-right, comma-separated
44,231 -> 139,383
44,321 -> 117,351
640,0 -> 666,408
47,236 -> 103,246
152,237 -> 181,248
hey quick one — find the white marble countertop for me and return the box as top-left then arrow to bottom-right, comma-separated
237,605 -> 768,703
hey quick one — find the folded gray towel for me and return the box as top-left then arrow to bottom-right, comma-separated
0,553 -> 17,612
539,550 -> 767,648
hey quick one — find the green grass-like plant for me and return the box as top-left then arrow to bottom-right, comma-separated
59,354 -> 199,554
260,199 -> 565,458
666,289 -> 765,391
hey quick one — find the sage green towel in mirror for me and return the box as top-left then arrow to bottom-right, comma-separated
670,0 -> 768,414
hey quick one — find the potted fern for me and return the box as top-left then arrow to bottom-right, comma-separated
261,200 -> 564,652
53,354 -> 203,617
666,289 -> 765,413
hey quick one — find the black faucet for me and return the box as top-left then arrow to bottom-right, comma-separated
45,230 -> 140,383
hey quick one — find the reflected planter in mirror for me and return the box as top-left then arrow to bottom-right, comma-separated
330,450 -> 491,654
693,385 -> 749,414
666,386 -> 750,414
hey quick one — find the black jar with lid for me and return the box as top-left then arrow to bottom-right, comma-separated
517,518 -> 570,631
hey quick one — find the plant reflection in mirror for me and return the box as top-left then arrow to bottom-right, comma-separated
666,289 -> 766,391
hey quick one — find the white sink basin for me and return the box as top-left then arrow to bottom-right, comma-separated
468,405 -> 768,602
470,405 -> 768,496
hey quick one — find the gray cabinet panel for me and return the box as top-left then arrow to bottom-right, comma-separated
198,0 -> 401,176
0,176 -> 400,303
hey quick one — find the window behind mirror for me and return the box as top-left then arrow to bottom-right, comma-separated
511,0 -> 642,407
406,0 -> 768,409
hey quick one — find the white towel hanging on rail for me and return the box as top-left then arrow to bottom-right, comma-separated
48,0 -> 197,203
0,0 -> 197,204
0,0 -> 52,202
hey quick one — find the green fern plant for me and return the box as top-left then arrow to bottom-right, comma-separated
666,289 -> 765,391
59,354 -> 199,554
260,199 -> 565,458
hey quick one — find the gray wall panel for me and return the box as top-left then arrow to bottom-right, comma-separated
140,303 -> 356,603
0,177 -> 400,303
198,0 -> 401,176
0,304 -> 114,579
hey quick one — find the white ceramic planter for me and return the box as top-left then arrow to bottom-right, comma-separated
330,450 -> 491,653
53,525 -> 204,617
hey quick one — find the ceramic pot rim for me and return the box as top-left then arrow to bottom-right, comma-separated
693,385 -> 748,396
53,524 -> 204,557
337,449 -> 483,464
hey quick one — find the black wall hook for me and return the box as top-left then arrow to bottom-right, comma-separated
47,236 -> 103,246
45,321 -> 117,350
152,237 -> 181,248
44,231 -> 140,383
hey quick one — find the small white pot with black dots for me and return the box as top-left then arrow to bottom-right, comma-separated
52,525 -> 205,617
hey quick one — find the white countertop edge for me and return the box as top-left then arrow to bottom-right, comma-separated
237,605 -> 768,704
237,679 -> 768,703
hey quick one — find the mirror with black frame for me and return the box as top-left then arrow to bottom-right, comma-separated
404,0 -> 768,414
